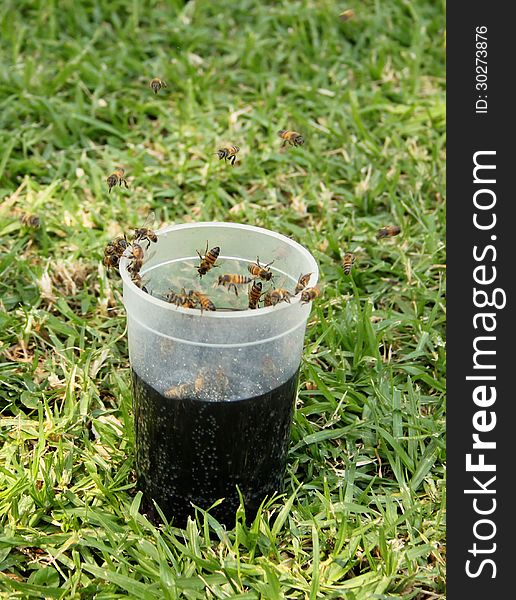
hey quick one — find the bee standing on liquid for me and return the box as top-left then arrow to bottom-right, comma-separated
215,145 -> 240,166
278,130 -> 304,147
377,225 -> 401,239
133,213 -> 158,249
193,370 -> 207,396
248,257 -> 274,282
166,288 -> 197,308
195,242 -> 220,278
300,286 -> 321,304
217,274 -> 253,296
193,367 -> 229,399
294,272 -> 312,295
164,382 -> 194,399
150,78 -> 167,94
107,168 -> 128,193
213,367 -> 230,396
191,290 -> 216,313
248,280 -> 263,309
342,252 -> 355,275
264,288 -> 291,307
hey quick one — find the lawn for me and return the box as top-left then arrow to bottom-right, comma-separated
0,0 -> 446,598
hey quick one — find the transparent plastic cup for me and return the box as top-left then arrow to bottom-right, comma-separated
120,222 -> 319,526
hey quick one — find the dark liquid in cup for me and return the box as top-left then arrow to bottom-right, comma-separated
132,369 -> 299,527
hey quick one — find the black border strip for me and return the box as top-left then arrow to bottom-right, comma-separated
447,2 -> 513,595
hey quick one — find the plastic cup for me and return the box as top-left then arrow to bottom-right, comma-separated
120,222 -> 319,526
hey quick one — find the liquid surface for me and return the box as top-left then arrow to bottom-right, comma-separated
141,255 -> 294,310
132,369 -> 299,527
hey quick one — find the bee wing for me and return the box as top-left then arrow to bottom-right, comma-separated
141,210 -> 156,230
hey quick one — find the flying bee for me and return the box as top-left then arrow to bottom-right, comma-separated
215,145 -> 240,166
342,252 -> 355,275
150,78 -> 167,94
248,280 -> 263,309
339,9 -> 355,21
377,225 -> 401,239
278,130 -> 304,147
164,382 -> 194,399
107,168 -> 128,193
294,272 -> 312,295
21,213 -> 41,228
133,213 -> 158,249
247,257 -> 274,282
196,242 -> 220,277
217,274 -> 253,296
191,290 -> 216,313
264,288 -> 291,307
300,286 -> 321,304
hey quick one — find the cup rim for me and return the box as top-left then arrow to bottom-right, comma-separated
119,221 -> 319,320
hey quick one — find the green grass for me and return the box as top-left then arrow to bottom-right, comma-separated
0,0 -> 445,598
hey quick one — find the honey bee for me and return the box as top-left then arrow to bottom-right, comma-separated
128,242 -> 144,261
103,244 -> 117,258
194,367 -> 229,399
194,370 -> 207,395
278,130 -> 304,147
105,235 -> 129,257
103,235 -> 129,269
342,252 -> 355,275
215,145 -> 240,166
191,290 -> 216,313
377,225 -> 401,239
21,213 -> 41,228
102,254 -> 120,269
247,257 -> 274,282
131,273 -> 149,294
127,242 -> 145,275
214,367 -> 229,392
300,286 -> 321,304
107,168 -> 128,193
264,288 -> 291,307
339,9 -> 355,21
150,78 -> 167,94
164,382 -> 193,399
248,280 -> 263,309
196,242 -> 220,277
133,213 -> 158,248
262,356 -> 280,379
129,259 -> 143,275
294,272 -> 312,295
217,274 -> 253,296
166,288 -> 197,308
